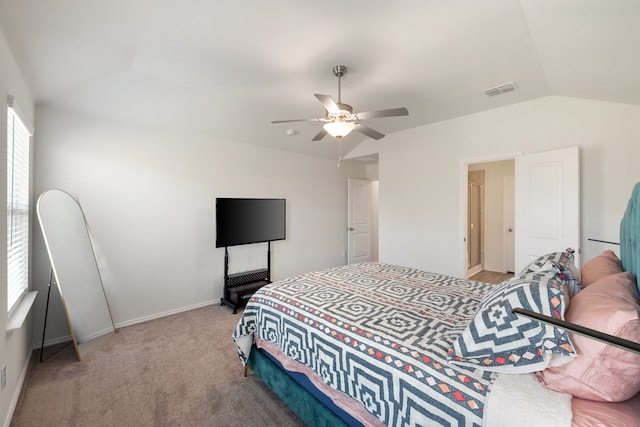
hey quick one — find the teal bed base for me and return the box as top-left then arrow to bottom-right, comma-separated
621,181 -> 640,293
247,347 -> 350,427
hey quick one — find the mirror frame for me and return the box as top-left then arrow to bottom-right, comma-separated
37,189 -> 115,360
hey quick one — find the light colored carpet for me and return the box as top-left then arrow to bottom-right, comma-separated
11,305 -> 305,427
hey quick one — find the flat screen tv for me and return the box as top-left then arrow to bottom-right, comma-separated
216,198 -> 286,248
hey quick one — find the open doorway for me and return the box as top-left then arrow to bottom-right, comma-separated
467,169 -> 485,277
466,159 -> 515,282
346,156 -> 380,265
461,147 -> 580,280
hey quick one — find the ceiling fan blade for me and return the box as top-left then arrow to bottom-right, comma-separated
354,123 -> 385,140
355,107 -> 409,121
314,94 -> 340,114
271,118 -> 324,124
312,128 -> 327,141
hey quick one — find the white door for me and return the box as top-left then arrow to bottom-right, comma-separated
348,178 -> 373,264
503,175 -> 515,272
514,146 -> 580,273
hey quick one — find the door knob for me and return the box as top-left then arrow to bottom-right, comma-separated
348,227 -> 354,231
508,228 -> 513,232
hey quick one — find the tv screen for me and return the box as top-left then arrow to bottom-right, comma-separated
216,198 -> 286,248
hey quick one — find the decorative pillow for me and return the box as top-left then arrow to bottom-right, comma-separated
449,271 -> 576,373
564,254 -> 582,284
518,249 -> 582,297
580,249 -> 623,288
536,272 -> 640,402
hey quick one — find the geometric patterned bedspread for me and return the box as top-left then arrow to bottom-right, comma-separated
233,263 -> 497,427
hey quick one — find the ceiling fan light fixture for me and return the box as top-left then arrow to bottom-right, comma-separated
271,65 -> 408,143
323,121 -> 354,139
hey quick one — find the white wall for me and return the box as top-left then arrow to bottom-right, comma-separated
0,27 -> 35,427
31,107 -> 367,343
365,164 -> 379,261
349,96 -> 640,277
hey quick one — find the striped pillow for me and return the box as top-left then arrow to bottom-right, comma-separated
449,271 -> 577,373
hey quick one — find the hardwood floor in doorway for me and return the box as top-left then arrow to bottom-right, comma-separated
469,270 -> 513,285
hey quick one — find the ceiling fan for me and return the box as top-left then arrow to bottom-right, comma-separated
271,65 -> 409,141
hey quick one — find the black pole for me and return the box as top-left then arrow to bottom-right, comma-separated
40,270 -> 54,362
224,246 -> 229,281
267,241 -> 271,282
587,238 -> 620,245
512,307 -> 640,355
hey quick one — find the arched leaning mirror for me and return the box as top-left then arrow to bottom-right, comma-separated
37,189 -> 115,361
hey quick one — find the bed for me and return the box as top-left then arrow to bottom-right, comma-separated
233,183 -> 640,427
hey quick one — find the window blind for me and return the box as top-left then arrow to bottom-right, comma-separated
7,103 -> 31,312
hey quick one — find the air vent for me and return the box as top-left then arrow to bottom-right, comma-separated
483,82 -> 516,97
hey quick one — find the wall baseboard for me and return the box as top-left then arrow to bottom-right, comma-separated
35,334 -> 73,350
466,264 -> 483,277
3,351 -> 31,427
483,264 -> 505,273
33,299 -> 220,349
114,299 -> 218,329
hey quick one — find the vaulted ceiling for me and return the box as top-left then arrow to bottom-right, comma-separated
1,0 -> 639,159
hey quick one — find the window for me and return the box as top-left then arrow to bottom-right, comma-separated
7,97 -> 31,312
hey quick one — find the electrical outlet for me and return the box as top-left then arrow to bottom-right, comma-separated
1,365 -> 6,391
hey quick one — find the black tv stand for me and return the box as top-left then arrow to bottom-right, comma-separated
220,242 -> 272,313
